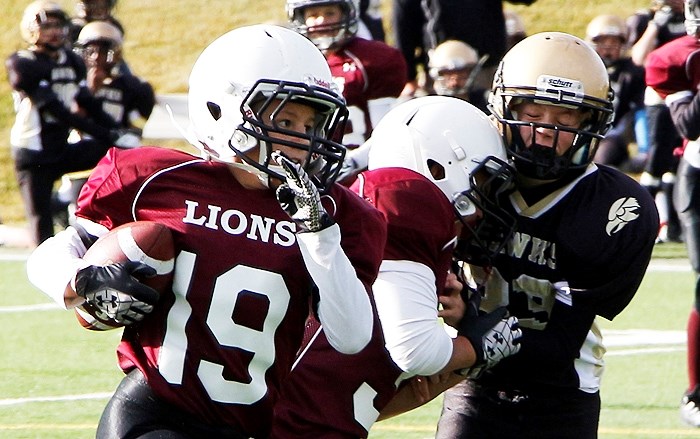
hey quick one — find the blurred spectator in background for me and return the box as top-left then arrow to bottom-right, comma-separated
54,20 -> 155,226
392,0 -> 537,101
587,14 -> 648,173
628,0 -> 686,243
504,9 -> 527,51
68,0 -> 123,44
427,40 -> 489,112
6,1 -> 136,246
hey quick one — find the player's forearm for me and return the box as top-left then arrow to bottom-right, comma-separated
378,372 -> 465,421
631,24 -> 658,66
373,265 -> 454,375
296,224 -> 373,354
26,226 -> 90,309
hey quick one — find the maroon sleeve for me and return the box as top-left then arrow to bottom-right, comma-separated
352,168 -> 456,294
646,36 -> 698,98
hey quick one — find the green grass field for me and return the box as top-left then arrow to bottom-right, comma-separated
2,244 -> 700,438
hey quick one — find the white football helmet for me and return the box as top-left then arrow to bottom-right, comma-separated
20,1 -> 68,46
685,0 -> 700,36
286,0 -> 359,51
188,24 -> 349,192
75,20 -> 123,67
367,95 -> 516,264
489,32 -> 614,181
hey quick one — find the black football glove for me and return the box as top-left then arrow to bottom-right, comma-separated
74,261 -> 160,325
273,151 -> 335,233
457,284 -> 522,378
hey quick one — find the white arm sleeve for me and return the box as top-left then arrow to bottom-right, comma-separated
26,219 -> 108,308
296,223 -> 373,354
373,260 -> 453,376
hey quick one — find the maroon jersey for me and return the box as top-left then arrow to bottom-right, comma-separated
327,37 -> 407,142
75,146 -> 386,438
646,35 -> 700,98
272,168 -> 455,438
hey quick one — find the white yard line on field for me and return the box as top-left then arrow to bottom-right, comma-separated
0,303 -> 60,313
0,392 -> 113,406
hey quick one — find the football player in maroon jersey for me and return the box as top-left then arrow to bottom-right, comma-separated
271,96 -> 523,438
286,0 -> 407,184
645,0 -> 700,426
26,24 -> 386,438
435,32 -> 659,439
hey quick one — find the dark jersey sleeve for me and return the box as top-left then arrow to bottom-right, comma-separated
6,50 -> 116,143
669,92 -> 700,140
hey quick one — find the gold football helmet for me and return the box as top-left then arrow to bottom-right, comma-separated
489,32 -> 613,180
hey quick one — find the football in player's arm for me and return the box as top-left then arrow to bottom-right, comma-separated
26,24 -> 386,438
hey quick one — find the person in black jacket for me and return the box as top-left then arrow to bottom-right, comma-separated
628,0 -> 687,243
392,0 -> 537,100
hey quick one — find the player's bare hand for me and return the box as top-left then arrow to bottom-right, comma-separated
87,67 -> 109,93
438,272 -> 465,328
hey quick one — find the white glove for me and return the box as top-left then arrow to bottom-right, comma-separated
652,6 -> 674,28
463,315 -> 522,378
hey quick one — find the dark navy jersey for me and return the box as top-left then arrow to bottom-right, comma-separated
92,72 -> 155,129
473,164 -> 658,394
6,48 -> 115,157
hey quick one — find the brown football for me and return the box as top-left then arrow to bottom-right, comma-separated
74,221 -> 175,331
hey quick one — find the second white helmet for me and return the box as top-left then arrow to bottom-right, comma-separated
367,96 -> 516,263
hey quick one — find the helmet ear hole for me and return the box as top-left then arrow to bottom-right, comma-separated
207,102 -> 222,121
427,159 -> 446,181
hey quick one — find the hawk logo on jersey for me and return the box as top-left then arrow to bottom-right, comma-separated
606,197 -> 640,236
